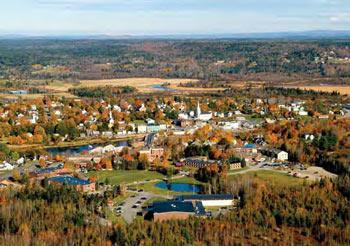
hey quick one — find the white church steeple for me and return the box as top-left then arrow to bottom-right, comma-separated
196,101 -> 201,118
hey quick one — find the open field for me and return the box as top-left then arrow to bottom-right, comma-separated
228,170 -> 307,187
81,78 -> 197,92
87,170 -> 165,185
134,180 -> 200,196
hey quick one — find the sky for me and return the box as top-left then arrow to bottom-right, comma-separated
0,0 -> 350,35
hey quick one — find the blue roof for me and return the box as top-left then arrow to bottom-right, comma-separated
176,194 -> 234,201
243,144 -> 256,149
152,201 -> 205,215
48,175 -> 91,186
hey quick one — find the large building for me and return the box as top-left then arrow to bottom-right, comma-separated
149,201 -> 206,222
47,175 -> 95,192
139,148 -> 164,163
177,159 -> 221,169
175,194 -> 234,208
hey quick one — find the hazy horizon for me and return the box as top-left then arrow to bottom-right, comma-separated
1,0 -> 350,35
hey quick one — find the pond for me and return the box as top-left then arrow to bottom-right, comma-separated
151,84 -> 177,92
46,140 -> 128,156
155,181 -> 202,193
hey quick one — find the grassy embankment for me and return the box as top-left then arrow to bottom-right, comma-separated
228,170 -> 308,187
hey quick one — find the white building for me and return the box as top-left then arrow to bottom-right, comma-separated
0,162 -> 14,171
277,151 -> 289,161
176,194 -> 234,208
220,121 -> 240,130
196,102 -> 212,121
137,124 -> 147,134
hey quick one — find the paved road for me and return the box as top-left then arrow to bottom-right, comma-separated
144,133 -> 156,148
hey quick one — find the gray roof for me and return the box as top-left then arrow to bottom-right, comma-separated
152,201 -> 205,215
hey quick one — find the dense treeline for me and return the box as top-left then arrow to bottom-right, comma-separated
68,86 -> 136,98
264,118 -> 350,175
264,86 -> 341,97
0,175 -> 349,245
1,39 -> 350,81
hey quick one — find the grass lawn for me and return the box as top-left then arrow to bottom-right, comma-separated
228,166 -> 249,174
228,170 -> 307,187
87,170 -> 165,185
134,177 -> 203,196
170,176 -> 203,185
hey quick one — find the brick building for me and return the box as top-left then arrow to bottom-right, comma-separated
139,148 -> 164,163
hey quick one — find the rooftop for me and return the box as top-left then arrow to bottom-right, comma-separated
243,144 -> 257,149
34,163 -> 64,174
152,201 -> 205,215
48,175 -> 92,186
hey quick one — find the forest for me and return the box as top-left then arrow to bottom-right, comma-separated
0,174 -> 349,245
1,39 -> 350,82
68,86 -> 136,98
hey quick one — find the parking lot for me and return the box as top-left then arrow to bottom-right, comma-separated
115,190 -> 171,223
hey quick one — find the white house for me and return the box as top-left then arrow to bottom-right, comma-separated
276,151 -> 289,161
137,124 -> 147,134
262,149 -> 289,161
0,162 -> 14,171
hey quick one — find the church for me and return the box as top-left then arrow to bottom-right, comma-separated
196,102 -> 212,121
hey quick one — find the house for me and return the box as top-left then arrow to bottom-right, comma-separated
148,201 -> 205,222
101,131 -> 114,138
220,121 -> 240,130
136,124 -> 147,134
147,125 -> 161,133
243,144 -> 258,154
178,113 -> 189,120
47,175 -> 95,192
299,111 -> 308,116
262,149 -> 288,161
0,162 -> 14,171
175,194 -> 234,207
180,119 -> 193,128
146,118 -> 156,125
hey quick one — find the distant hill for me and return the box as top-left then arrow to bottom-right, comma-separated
1,30 -> 350,40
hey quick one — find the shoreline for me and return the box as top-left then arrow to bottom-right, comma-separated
8,134 -> 146,152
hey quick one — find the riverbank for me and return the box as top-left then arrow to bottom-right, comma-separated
7,133 -> 146,152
